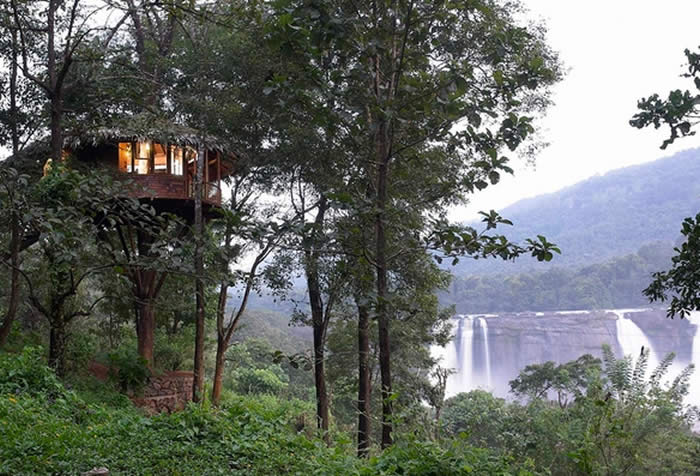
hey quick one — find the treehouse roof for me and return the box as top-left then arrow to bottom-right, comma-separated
65,114 -> 238,156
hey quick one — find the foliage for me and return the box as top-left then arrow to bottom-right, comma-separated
0,346 -> 63,398
107,349 -> 151,394
64,330 -> 98,375
446,241 -> 675,313
440,347 -> 700,475
630,47 -> 700,150
361,435 -> 535,476
153,324 -> 197,372
440,390 -> 513,450
510,354 -> 601,407
231,367 -> 288,396
644,213 -> 700,317
0,355 -> 533,475
630,47 -> 700,317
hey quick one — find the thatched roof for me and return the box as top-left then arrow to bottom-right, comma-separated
1,114 -> 242,179
65,114 -> 236,155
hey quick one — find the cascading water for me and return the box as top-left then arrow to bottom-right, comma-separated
477,317 -> 492,388
612,309 -> 659,371
457,316 -> 475,391
434,315 -> 475,398
431,308 -> 700,410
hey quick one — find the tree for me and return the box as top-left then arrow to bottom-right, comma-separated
0,167 -> 29,348
631,47 -> 700,317
6,0 -> 127,163
209,178 -> 291,406
267,0 -> 562,448
4,167 -> 154,375
509,354 -> 601,408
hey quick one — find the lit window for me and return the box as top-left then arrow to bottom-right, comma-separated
170,145 -> 184,176
136,141 -> 151,174
154,143 -> 167,173
118,143 -> 132,172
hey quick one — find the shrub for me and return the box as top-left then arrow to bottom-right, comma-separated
231,367 -> 288,396
0,346 -> 63,397
107,349 -> 150,394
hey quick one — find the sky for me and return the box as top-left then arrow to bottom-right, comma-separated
451,0 -> 700,221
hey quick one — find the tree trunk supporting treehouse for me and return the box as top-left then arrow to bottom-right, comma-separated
116,226 -> 169,365
192,145 -> 206,402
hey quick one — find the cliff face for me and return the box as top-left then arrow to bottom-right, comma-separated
439,309 -> 699,399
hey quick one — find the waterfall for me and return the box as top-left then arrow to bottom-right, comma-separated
612,309 -> 659,371
458,316 -> 475,391
477,317 -> 492,388
434,315 -> 475,398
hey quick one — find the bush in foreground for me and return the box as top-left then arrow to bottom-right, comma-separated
0,349 -> 525,475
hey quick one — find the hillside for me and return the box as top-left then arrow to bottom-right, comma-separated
450,148 -> 700,275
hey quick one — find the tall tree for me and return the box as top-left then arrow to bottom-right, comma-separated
0,167 -> 28,348
7,0 -> 125,162
268,0 -> 562,448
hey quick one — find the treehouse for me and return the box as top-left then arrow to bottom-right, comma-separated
61,121 -> 239,365
63,123 -> 236,220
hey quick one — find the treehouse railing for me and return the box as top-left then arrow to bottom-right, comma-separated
187,181 -> 221,205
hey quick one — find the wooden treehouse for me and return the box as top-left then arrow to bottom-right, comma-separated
61,122 -> 238,365
65,126 -> 236,221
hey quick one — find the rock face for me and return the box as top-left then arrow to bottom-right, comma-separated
438,309 -> 700,401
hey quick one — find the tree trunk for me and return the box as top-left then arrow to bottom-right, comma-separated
136,299 -> 156,364
49,94 -> 63,162
9,28 -> 20,155
47,0 -> 62,163
192,146 -> 206,402
211,337 -> 226,406
357,299 -> 371,457
308,270 -> 329,439
0,214 -> 21,348
312,321 -> 330,441
48,318 -> 66,378
304,196 -> 330,441
375,125 -> 393,448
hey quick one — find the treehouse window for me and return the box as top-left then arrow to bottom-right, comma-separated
154,143 -> 167,173
170,145 -> 184,176
118,142 -> 132,172
135,141 -> 151,175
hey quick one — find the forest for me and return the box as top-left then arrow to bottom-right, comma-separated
0,0 -> 699,474
444,241 -> 677,313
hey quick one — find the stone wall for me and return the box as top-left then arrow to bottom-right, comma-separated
131,371 -> 194,415
88,363 -> 194,415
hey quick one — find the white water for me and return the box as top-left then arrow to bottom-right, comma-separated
435,308 -> 700,409
478,317 -> 492,388
611,309 -> 659,371
457,316 -> 475,392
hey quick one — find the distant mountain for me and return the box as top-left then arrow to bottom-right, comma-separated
450,148 -> 700,275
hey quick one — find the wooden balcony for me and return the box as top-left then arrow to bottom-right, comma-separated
127,174 -> 222,206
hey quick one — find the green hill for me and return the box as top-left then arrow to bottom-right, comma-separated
451,147 -> 700,275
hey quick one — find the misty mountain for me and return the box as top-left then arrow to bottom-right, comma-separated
450,147 -> 700,275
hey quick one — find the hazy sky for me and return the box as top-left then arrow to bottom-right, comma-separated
452,0 -> 700,221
